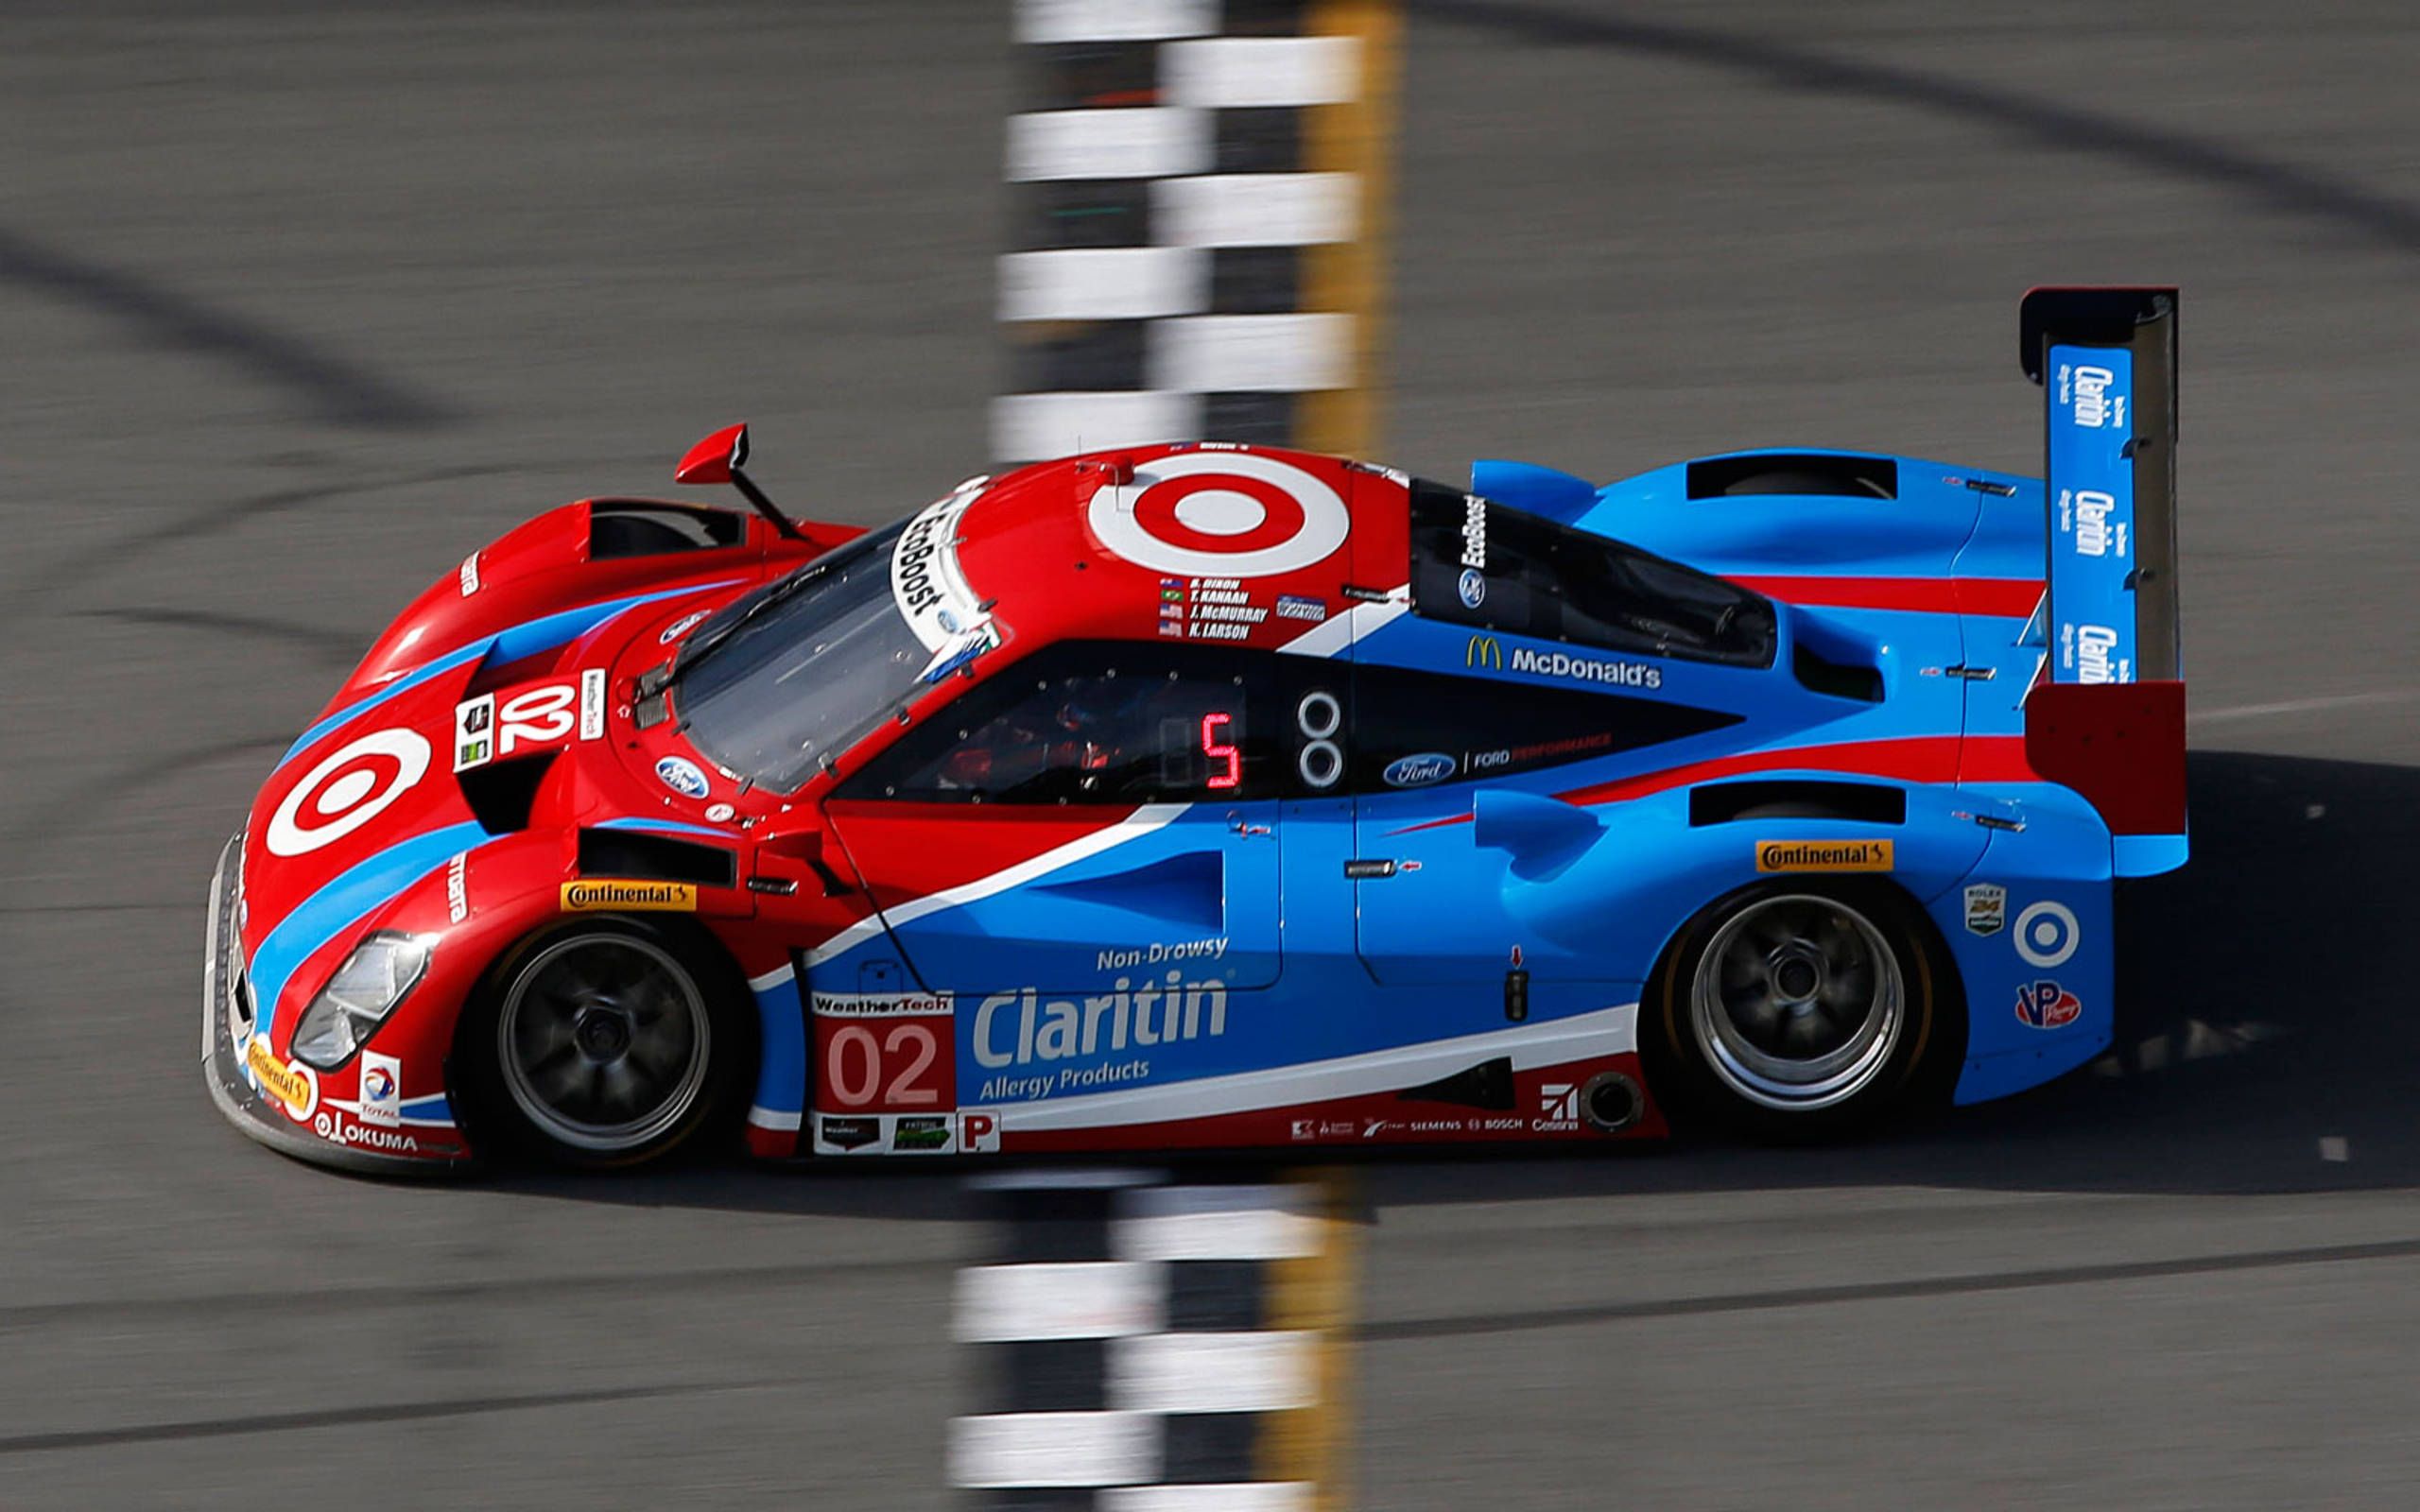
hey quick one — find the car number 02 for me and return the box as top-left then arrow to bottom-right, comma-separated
816,1015 -> 951,1110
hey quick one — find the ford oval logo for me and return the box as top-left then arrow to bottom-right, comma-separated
655,755 -> 711,799
1382,752 -> 1458,788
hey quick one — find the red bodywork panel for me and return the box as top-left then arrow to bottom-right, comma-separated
2022,679 -> 2187,835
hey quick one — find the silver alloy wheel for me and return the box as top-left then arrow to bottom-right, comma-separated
497,932 -> 713,1155
1688,892 -> 1905,1113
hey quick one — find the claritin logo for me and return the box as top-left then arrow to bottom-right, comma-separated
973,974 -> 1229,1071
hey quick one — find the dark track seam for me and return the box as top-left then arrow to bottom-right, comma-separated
1409,0 -> 2420,256
1356,1234 -> 2420,1341
0,1380 -> 769,1457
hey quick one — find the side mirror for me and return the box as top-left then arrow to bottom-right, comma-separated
1472,789 -> 1603,879
753,827 -> 852,898
675,422 -> 749,486
673,422 -> 804,541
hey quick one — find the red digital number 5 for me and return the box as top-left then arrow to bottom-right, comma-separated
1201,711 -> 1240,791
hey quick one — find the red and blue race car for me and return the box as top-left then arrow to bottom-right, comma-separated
204,289 -> 2187,1171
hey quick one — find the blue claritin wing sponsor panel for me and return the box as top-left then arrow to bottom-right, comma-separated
2047,343 -> 2135,685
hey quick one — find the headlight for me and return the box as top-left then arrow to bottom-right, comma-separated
290,932 -> 428,1070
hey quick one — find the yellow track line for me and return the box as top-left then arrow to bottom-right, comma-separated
1300,0 -> 1404,459
1263,1166 -> 1360,1510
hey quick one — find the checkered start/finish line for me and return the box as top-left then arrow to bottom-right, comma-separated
950,1171 -> 1357,1509
994,0 -> 1399,464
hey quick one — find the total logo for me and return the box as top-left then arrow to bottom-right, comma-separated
356,1051 -> 402,1126
2014,978 -> 2082,1030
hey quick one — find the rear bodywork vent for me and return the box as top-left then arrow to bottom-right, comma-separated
459,755 -> 553,835
588,500 -> 745,559
577,827 -> 737,887
1794,642 -> 1885,702
1690,780 -> 1907,827
1687,454 -> 1898,501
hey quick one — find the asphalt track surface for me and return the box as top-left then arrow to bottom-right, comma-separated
5,3 -> 2418,1506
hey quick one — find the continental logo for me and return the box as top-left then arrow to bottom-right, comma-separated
1755,839 -> 1894,873
245,1037 -> 319,1122
1465,635 -> 1503,670
561,880 -> 699,912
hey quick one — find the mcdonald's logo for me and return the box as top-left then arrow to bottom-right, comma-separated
1465,635 -> 1503,670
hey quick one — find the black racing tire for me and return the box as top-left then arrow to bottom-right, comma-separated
1643,878 -> 1962,1142
453,916 -> 755,1170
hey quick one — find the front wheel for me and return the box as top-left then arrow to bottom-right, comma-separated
458,918 -> 753,1169
1645,882 -> 1959,1140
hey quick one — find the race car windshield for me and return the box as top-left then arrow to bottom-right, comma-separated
670,519 -> 930,792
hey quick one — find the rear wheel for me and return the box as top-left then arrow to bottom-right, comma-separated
459,918 -> 752,1169
1646,881 -> 1957,1140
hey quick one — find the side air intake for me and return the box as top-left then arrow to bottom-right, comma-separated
1686,453 -> 1898,501
576,827 -> 738,887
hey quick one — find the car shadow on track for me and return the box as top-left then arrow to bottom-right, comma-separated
477,748 -> 2420,1218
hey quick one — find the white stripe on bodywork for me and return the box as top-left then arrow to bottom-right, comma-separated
1279,586 -> 1407,659
804,804 -> 1194,968
746,1105 -> 804,1132
1006,1003 -> 1638,1132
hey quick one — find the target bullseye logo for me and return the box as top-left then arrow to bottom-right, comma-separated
2013,900 -> 2080,969
266,729 -> 432,857
1086,453 -> 1350,578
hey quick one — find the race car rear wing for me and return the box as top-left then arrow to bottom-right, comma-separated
2017,286 -> 2187,876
